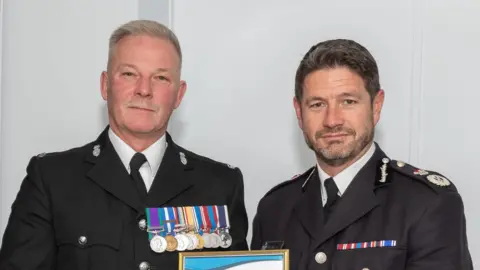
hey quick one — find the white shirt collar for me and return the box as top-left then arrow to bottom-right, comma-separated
108,128 -> 167,179
317,143 -> 376,205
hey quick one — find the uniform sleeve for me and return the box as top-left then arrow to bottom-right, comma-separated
226,168 -> 249,251
406,191 -> 473,270
250,212 -> 263,250
0,157 -> 56,270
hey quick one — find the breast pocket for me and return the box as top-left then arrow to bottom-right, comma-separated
332,246 -> 407,270
55,219 -> 123,270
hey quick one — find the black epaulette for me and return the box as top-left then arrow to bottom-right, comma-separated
389,159 -> 457,194
177,146 -> 238,170
263,166 -> 315,198
35,150 -> 68,159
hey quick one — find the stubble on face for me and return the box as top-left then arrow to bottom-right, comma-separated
303,114 -> 374,167
296,67 -> 379,169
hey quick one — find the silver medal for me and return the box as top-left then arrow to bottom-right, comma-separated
150,235 -> 167,253
202,233 -> 212,248
219,231 -> 232,248
186,234 -> 197,250
175,234 -> 189,251
211,233 -> 221,248
191,234 -> 200,249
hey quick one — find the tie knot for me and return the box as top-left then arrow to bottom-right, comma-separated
130,152 -> 147,172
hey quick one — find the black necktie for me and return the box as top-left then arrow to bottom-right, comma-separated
130,153 -> 148,200
324,177 -> 340,219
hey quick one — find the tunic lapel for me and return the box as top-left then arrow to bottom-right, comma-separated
85,128 -> 144,213
312,148 -> 387,249
146,134 -> 196,207
293,168 -> 325,242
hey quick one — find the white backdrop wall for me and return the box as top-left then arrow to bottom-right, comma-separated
0,0 -> 139,238
171,0 -> 479,265
0,0 -> 478,266
0,0 -> 3,201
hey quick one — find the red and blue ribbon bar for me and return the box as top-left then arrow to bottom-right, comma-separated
337,240 -> 397,250
207,206 -> 218,232
194,206 -> 204,235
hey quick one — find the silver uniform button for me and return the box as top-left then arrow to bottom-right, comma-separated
138,219 -> 147,230
139,261 -> 150,270
315,252 -> 327,264
78,236 -> 87,246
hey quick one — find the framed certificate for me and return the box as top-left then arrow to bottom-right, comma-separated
178,249 -> 289,270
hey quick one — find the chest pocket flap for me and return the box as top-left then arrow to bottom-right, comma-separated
55,217 -> 123,250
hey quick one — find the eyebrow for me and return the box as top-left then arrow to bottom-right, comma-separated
305,91 -> 362,102
338,91 -> 361,98
117,64 -> 171,73
306,96 -> 326,102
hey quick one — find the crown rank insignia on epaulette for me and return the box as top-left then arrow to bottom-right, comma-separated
426,174 -> 450,187
413,169 -> 428,176
392,159 -> 452,188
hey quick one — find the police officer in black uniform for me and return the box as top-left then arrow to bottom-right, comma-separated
0,20 -> 249,270
251,39 -> 472,270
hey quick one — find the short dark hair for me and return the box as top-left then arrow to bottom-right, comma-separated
294,39 -> 380,102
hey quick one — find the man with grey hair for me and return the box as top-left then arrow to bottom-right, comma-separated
0,20 -> 248,270
251,39 -> 472,269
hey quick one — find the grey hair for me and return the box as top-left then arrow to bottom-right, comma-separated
107,20 -> 182,71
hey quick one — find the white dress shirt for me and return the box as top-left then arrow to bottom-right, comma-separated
317,143 -> 376,206
108,128 -> 167,192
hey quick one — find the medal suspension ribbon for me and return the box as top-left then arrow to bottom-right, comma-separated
146,208 -> 164,240
194,206 -> 204,236
217,205 -> 230,232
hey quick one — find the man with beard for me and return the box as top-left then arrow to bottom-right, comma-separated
250,39 -> 472,270
0,20 -> 248,270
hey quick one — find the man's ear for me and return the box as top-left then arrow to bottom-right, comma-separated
373,89 -> 385,125
293,97 -> 303,129
174,80 -> 187,109
100,71 -> 109,101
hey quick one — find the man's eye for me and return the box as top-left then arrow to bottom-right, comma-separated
310,102 -> 325,108
122,72 -> 135,77
344,99 -> 357,105
155,76 -> 168,81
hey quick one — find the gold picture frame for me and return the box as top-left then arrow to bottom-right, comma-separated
178,249 -> 289,270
